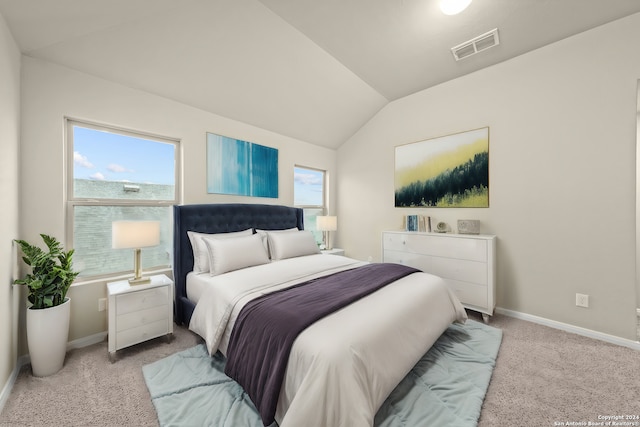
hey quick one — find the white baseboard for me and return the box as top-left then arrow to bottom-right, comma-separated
0,331 -> 107,414
495,307 -> 640,351
67,331 -> 107,350
0,354 -> 28,415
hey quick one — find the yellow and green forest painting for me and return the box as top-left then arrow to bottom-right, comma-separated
395,127 -> 489,208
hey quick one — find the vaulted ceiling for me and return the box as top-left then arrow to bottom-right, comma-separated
2,0 -> 639,148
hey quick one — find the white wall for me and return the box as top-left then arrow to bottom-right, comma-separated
19,57 -> 337,345
13,9 -> 640,356
636,83 -> 640,313
338,13 -> 640,341
0,11 -> 20,400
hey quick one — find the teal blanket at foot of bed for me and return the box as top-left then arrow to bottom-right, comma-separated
143,319 -> 502,427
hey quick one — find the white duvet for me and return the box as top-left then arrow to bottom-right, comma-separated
189,254 -> 467,427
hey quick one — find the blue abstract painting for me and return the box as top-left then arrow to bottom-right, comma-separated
207,133 -> 278,198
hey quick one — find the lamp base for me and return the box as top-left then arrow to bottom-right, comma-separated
323,231 -> 333,251
128,276 -> 151,285
129,248 -> 150,285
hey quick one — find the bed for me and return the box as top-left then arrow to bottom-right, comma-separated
173,203 -> 467,427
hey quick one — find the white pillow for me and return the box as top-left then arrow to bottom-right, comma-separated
187,229 -> 252,273
255,227 -> 298,257
267,230 -> 320,260
203,233 -> 270,276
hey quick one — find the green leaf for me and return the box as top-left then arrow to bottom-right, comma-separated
13,235 -> 80,309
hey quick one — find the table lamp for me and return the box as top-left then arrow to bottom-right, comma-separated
316,216 -> 337,250
112,220 -> 160,285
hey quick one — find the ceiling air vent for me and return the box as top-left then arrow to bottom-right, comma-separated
451,28 -> 499,61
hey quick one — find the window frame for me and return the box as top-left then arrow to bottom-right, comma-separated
293,165 -> 328,247
293,165 -> 327,213
65,118 -> 181,282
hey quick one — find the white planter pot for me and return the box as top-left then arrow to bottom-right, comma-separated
27,298 -> 71,377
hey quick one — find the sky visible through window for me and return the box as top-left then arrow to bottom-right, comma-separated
294,167 -> 324,206
74,126 -> 322,204
73,126 -> 175,185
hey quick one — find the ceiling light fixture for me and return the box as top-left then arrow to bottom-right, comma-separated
439,0 -> 472,15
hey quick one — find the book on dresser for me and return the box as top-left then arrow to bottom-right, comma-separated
404,215 -> 430,232
382,230 -> 496,323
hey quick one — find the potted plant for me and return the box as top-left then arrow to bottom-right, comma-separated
14,234 -> 79,376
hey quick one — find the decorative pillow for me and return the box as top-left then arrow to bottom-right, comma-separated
255,227 -> 298,257
267,230 -> 320,261
187,228 -> 252,273
203,233 -> 270,276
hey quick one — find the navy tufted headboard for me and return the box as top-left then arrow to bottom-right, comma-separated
173,203 -> 304,325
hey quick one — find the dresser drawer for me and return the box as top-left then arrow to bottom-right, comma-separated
383,232 -> 487,262
427,257 -> 487,286
116,305 -> 169,332
384,250 -> 487,285
446,279 -> 488,310
116,319 -> 169,350
384,250 -> 431,269
116,287 -> 169,316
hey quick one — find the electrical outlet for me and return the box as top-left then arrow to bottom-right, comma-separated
98,298 -> 107,312
575,293 -> 589,308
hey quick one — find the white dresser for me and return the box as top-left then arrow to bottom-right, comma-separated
382,231 -> 496,322
107,274 -> 174,360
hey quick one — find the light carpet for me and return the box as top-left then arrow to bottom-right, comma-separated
143,319 -> 502,427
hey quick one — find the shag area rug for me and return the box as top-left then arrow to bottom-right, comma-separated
143,319 -> 502,427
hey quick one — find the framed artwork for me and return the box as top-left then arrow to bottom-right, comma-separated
395,127 -> 489,208
207,133 -> 278,198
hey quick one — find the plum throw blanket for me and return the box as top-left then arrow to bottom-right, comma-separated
224,262 -> 420,425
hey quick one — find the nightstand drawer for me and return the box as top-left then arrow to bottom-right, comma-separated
116,305 -> 168,332
116,319 -> 169,350
116,287 -> 168,316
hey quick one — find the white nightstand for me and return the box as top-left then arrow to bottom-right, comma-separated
321,248 -> 345,256
107,274 -> 174,360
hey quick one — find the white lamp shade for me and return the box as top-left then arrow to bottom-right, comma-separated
112,221 -> 160,249
439,0 -> 472,15
316,216 -> 337,232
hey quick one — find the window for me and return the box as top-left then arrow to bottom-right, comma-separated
293,166 -> 326,245
66,119 -> 180,279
